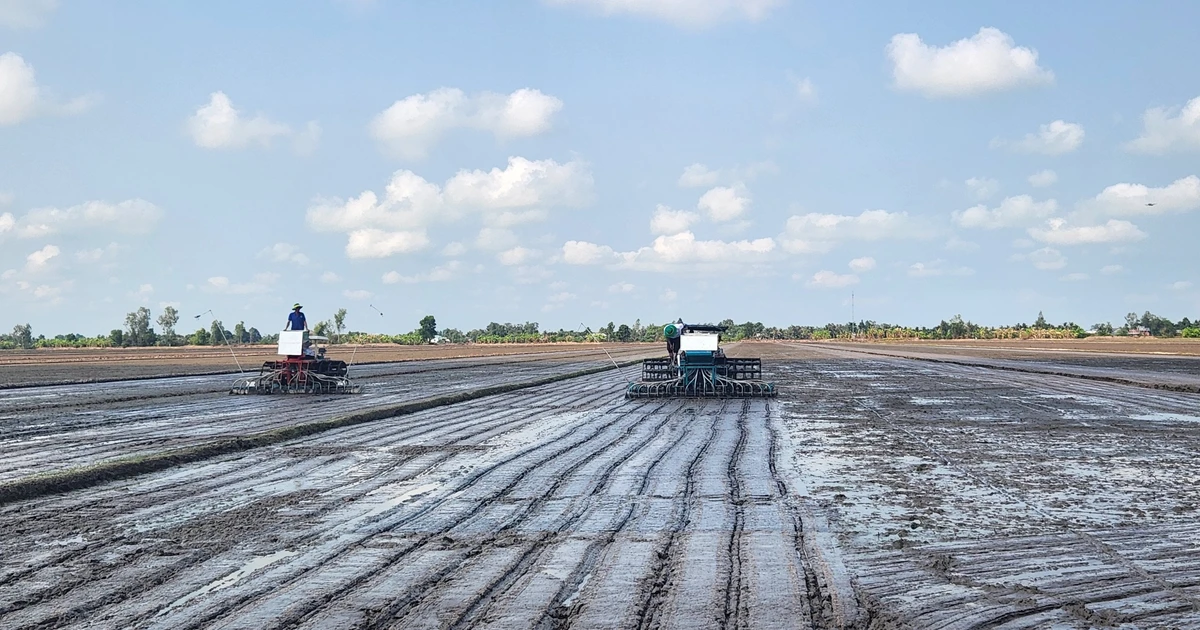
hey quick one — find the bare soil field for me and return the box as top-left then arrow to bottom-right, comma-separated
854,337 -> 1200,357
2,342 -> 1200,628
0,343 -> 657,388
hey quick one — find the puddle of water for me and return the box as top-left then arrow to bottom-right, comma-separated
1130,412 -> 1200,423
157,549 -> 297,616
910,397 -> 953,406
362,482 -> 440,519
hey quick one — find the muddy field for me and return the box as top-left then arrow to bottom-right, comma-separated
2,343 -> 1200,628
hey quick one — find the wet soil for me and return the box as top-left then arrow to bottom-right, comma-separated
2,345 -> 1200,628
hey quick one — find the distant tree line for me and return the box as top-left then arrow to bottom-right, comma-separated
3,308 -> 1198,350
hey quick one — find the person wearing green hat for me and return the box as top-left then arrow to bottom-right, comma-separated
286,303 -> 309,332
664,319 -> 683,363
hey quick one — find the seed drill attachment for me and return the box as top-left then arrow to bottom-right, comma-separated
626,323 -> 776,399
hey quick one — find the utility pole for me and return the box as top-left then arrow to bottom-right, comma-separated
851,291 -> 855,339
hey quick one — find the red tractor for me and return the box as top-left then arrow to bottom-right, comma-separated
231,331 -> 361,394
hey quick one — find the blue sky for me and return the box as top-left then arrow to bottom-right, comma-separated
2,0 -> 1199,336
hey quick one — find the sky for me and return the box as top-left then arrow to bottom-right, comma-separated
2,0 -> 1199,336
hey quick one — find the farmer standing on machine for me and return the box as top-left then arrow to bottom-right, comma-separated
286,303 -> 309,332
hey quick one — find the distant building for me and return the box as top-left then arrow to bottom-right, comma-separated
1128,326 -> 1152,337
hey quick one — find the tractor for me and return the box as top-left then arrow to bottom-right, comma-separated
230,330 -> 361,394
626,323 -> 776,398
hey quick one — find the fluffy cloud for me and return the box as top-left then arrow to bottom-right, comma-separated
807,270 -> 858,288
24,244 -> 58,270
792,76 -> 817,103
308,157 -> 592,257
562,240 -> 617,265
6,199 -> 162,238
542,0 -> 784,28
382,261 -> 463,284
650,205 -> 698,235
697,185 -> 750,221
1171,281 -> 1194,291
993,120 -> 1084,155
953,195 -> 1058,229
1012,246 -> 1067,270
258,242 -> 309,266
848,256 -> 876,272
320,271 -> 340,283
562,231 -> 775,271
474,227 -> 519,251
0,0 -> 58,28
908,259 -> 974,277
1100,264 -> 1123,275
1126,96 -> 1200,154
370,87 -> 563,159
1028,169 -> 1058,187
0,52 -> 91,125
186,92 -> 296,150
344,229 -> 430,258
678,163 -> 720,188
886,27 -> 1054,98
1027,218 -> 1147,245
1080,176 -> 1200,217
965,177 -> 999,200
0,211 -> 13,234
781,209 -> 926,253
343,289 -> 373,300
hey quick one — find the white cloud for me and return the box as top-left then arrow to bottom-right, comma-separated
24,244 -> 58,270
677,161 -> 777,188
1171,280 -> 1193,291
808,270 -> 859,288
444,157 -> 593,218
498,246 -> 536,266
781,209 -> 926,253
204,273 -> 278,295
382,261 -> 463,284
0,211 -> 13,234
0,0 -> 58,28
9,199 -> 162,238
661,288 -> 677,302
993,120 -> 1084,155
908,259 -> 974,277
1126,96 -> 1200,154
1013,246 -> 1067,270
886,27 -> 1054,98
1028,218 -> 1147,245
320,271 -> 340,283
369,87 -> 563,159
848,256 -> 876,272
134,283 -> 154,297
1028,169 -> 1058,188
0,51 -> 91,126
344,228 -> 430,258
1100,264 -> 1123,276
650,204 -> 698,235
1081,176 -> 1200,217
442,241 -> 467,256
697,185 -> 751,222
258,242 -> 309,265
1060,273 -> 1089,282
953,195 -> 1058,229
791,75 -> 816,103
343,289 -> 373,300
678,163 -> 720,188
965,177 -> 999,200
308,158 -> 591,257
186,92 -> 292,149
608,281 -> 634,293
562,240 -> 617,265
542,0 -> 784,28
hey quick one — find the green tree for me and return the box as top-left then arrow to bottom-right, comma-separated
248,327 -> 262,343
234,321 -> 247,344
333,308 -> 348,342
615,324 -> 632,342
125,307 -> 154,346
209,320 -> 228,346
1034,311 -> 1048,329
440,328 -> 467,343
313,320 -> 331,337
189,328 -> 210,346
419,315 -> 438,342
157,306 -> 180,346
1124,312 -> 1139,331
11,324 -> 34,349
1093,322 -> 1114,336
109,329 -> 124,346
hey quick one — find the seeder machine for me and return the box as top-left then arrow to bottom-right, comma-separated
626,323 -> 776,399
231,330 -> 361,395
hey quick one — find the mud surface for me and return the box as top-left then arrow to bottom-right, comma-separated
2,344 -> 1200,628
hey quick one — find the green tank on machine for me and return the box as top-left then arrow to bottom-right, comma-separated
626,323 -> 776,399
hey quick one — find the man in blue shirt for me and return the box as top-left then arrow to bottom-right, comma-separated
286,303 -> 308,332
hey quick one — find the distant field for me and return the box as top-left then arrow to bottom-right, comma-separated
829,337 -> 1200,357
